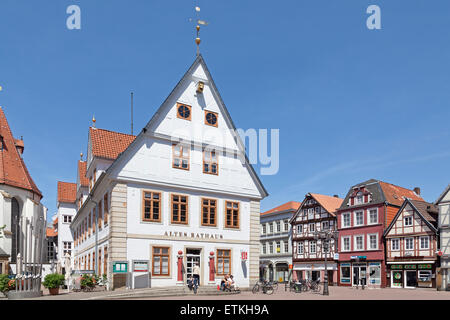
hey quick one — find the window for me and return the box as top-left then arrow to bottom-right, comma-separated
98,200 -> 103,230
297,224 -> 303,234
284,241 -> 289,253
298,242 -> 304,254
308,209 -> 314,220
143,191 -> 161,222
404,216 -> 413,226
355,192 -> 364,205
103,246 -> 108,275
88,212 -> 92,236
177,103 -> 191,120
262,243 -> 266,254
391,238 -> 400,251
172,144 -> 190,170
63,242 -> 72,256
63,215 -> 72,223
205,111 -> 218,127
355,235 -> 364,251
262,224 -> 266,234
203,149 -> 218,175
342,236 -> 351,252
342,213 -> 351,227
367,234 -> 378,250
309,223 -> 315,232
225,201 -> 239,228
104,193 -> 109,226
315,207 -> 320,213
322,221 -> 329,230
269,223 -> 274,233
171,194 -> 188,224
276,241 -> 281,253
405,238 -> 414,251
276,221 -> 281,233
152,247 -> 170,276
340,264 -> 351,284
284,220 -> 289,231
269,242 -> 273,254
355,211 -> 364,226
418,270 -> 432,282
310,241 -> 316,254
420,236 -> 430,250
216,249 -> 231,276
368,209 -> 378,224
202,198 -> 217,226
98,249 -> 102,275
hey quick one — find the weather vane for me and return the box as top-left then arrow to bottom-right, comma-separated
189,3 -> 209,56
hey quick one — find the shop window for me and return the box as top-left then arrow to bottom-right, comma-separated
418,270 -> 432,282
340,264 -> 351,283
368,263 -> 381,285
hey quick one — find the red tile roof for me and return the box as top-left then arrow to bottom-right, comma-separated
57,181 -> 76,203
46,227 -> 57,237
89,127 -> 136,160
77,160 -> 89,187
0,107 -> 42,197
379,181 -> 423,206
261,201 -> 302,216
309,193 -> 343,216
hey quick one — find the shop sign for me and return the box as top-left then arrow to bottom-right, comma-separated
113,261 -> 128,273
289,264 -> 293,270
391,264 -> 403,270
404,265 -> 416,270
133,260 -> 149,273
418,264 -> 432,269
241,251 -> 248,261
334,253 -> 339,260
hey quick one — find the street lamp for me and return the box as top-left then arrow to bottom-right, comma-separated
313,229 -> 339,296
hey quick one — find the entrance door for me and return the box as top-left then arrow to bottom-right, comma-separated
405,271 -> 417,289
186,249 -> 201,285
353,265 -> 367,286
327,270 -> 333,285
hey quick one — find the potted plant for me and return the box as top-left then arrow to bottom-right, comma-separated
0,274 -> 10,296
80,274 -> 96,292
43,273 -> 65,295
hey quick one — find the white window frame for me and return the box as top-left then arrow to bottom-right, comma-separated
367,233 -> 378,250
309,223 -> 315,232
262,243 -> 266,254
310,241 -> 316,254
391,238 -> 400,251
298,242 -> 304,255
368,208 -> 378,225
276,221 -> 281,233
405,237 -> 414,251
284,241 -> 289,253
297,224 -> 303,234
322,221 -> 329,230
355,192 -> 364,205
269,222 -> 274,234
284,219 -> 289,232
354,210 -> 364,226
404,216 -> 413,227
354,235 -> 364,251
269,242 -> 273,254
276,241 -> 281,253
419,236 -> 430,250
342,212 -> 351,228
63,215 -> 72,224
262,224 -> 266,235
341,236 -> 351,252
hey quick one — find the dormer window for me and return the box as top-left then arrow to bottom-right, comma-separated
205,111 -> 218,127
177,103 -> 191,120
355,192 -> 364,205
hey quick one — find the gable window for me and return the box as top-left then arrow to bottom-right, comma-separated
202,198 -> 217,226
405,237 -> 414,251
63,215 -> 72,224
315,207 -> 320,214
391,238 -> 400,251
171,194 -> 188,224
143,191 -> 161,222
342,213 -> 351,228
355,235 -> 364,251
310,241 -> 316,254
354,211 -> 364,226
225,201 -> 239,228
420,236 -> 430,250
368,209 -> 378,224
172,144 -> 190,170
205,111 -> 218,127
176,103 -> 191,120
216,249 -> 231,276
203,149 -> 218,175
152,247 -> 170,276
404,216 -> 413,226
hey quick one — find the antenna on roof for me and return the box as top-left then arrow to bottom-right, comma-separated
131,92 -> 134,135
189,2 -> 209,56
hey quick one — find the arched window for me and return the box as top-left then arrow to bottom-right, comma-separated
11,198 -> 20,263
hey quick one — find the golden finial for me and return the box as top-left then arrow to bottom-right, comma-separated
80,152 -> 83,160
190,5 -> 209,56
92,115 -> 96,128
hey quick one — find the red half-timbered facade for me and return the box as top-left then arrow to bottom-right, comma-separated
384,199 -> 439,288
290,193 -> 343,285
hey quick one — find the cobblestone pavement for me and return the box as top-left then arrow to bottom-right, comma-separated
135,287 -> 450,300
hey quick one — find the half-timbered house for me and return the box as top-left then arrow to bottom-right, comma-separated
290,193 -> 343,285
436,184 -> 450,291
384,199 -> 439,288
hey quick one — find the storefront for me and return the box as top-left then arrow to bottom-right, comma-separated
293,262 -> 338,284
275,263 -> 289,282
387,262 -> 436,288
339,258 -> 382,287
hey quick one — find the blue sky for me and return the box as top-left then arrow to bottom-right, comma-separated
1,0 -> 449,220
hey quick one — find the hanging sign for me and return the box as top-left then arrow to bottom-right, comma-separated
241,251 -> 248,261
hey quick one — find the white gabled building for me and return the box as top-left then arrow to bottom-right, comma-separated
55,181 -> 76,270
70,55 -> 268,290
436,185 -> 450,291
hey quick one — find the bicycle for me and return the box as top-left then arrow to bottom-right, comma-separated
308,279 -> 321,293
252,280 -> 274,295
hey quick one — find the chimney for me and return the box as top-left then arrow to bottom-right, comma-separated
414,187 -> 421,195
333,195 -> 339,198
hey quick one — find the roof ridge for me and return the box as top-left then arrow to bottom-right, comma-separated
90,126 -> 136,137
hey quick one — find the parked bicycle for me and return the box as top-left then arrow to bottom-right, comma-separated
252,280 -> 274,295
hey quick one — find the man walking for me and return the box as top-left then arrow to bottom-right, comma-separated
193,263 -> 200,294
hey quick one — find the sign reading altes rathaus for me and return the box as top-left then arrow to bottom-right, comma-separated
164,231 -> 224,240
